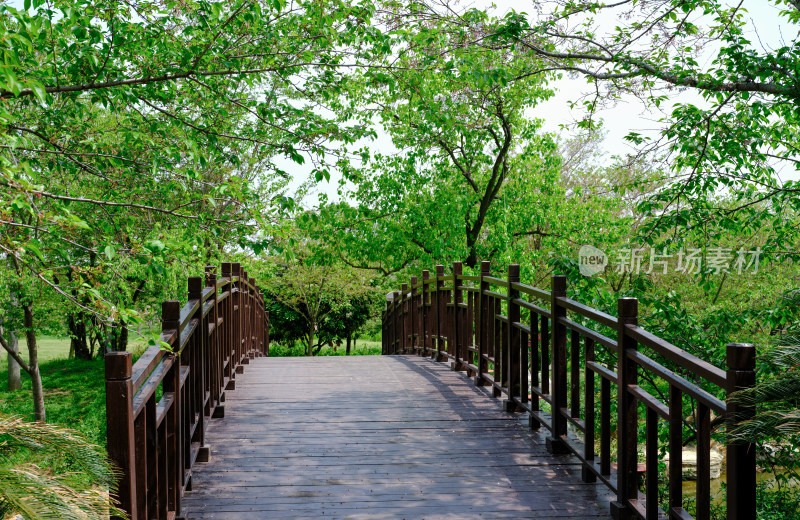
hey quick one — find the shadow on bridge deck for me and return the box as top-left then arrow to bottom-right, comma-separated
181,356 -> 613,519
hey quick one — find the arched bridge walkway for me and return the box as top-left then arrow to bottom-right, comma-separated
180,356 -> 613,519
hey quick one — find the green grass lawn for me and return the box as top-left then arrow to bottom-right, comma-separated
0,357 -> 107,446
0,335 -> 71,370
0,335 -> 153,371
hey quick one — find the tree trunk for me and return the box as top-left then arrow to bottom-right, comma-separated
346,334 -> 351,356
7,329 -> 21,391
465,247 -> 478,269
23,301 -> 46,422
117,319 -> 129,352
67,313 -> 92,360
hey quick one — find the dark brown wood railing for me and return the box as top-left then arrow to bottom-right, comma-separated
382,261 -> 757,520
105,262 -> 269,520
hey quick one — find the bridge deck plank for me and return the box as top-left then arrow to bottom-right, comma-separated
181,356 -> 613,519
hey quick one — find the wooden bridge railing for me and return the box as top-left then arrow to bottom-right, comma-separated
382,261 -> 757,520
105,262 -> 269,520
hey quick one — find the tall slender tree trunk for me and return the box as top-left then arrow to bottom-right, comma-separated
346,334 -> 351,356
23,302 -> 46,422
7,330 -> 21,391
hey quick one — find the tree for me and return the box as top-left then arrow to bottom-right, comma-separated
0,0 -> 385,413
338,7 -> 559,269
318,294 -> 374,355
491,0 -> 800,248
260,257 -> 375,356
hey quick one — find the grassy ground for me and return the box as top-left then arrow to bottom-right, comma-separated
0,335 -> 70,370
0,357 -> 106,446
0,335 -> 152,370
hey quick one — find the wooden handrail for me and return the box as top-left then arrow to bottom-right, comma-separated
382,261 -> 758,520
105,262 -> 269,520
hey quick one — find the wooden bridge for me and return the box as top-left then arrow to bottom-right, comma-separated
180,356 -> 613,519
104,261 -> 759,520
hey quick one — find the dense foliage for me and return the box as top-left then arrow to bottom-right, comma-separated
0,0 -> 798,518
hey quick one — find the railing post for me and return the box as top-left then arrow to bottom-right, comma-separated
221,263 -> 233,388
410,276 -> 418,354
162,300 -> 184,506
188,276 -> 209,463
505,264 -> 522,413
726,343 -> 757,520
611,297 -> 639,520
205,268 -> 219,408
231,263 -> 242,371
452,262 -> 464,371
476,261 -> 491,386
393,291 -> 401,355
435,265 -> 445,362
547,275 -> 570,454
421,270 -> 430,356
401,283 -> 409,354
105,351 -> 136,520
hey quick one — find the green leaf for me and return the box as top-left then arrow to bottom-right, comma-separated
26,243 -> 44,262
103,245 -> 116,261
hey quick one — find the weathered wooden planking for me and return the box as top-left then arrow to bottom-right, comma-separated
182,356 -> 613,519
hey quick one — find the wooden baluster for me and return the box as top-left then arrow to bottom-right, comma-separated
400,283 -> 411,354
541,313 -> 549,397
583,337 -> 596,483
601,372 -> 611,476
233,263 -> 243,372
646,407 -> 658,520
492,295 -> 502,397
466,285 -> 474,374
210,268 -> 226,418
421,271 -> 429,356
477,261 -> 490,386
505,264 -> 521,413
205,268 -> 218,410
570,329 -> 580,418
695,401 -> 711,520
547,275 -> 569,454
435,265 -> 445,362
611,297 -> 639,519
442,289 -> 455,361
105,352 -> 137,520
162,300 -> 183,511
453,262 -> 464,370
393,291 -> 401,355
497,295 -> 506,397
188,276 -> 208,461
221,263 -> 232,386
390,293 -> 396,355
530,310 -> 541,430
410,277 -> 418,354
726,342 -> 756,520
